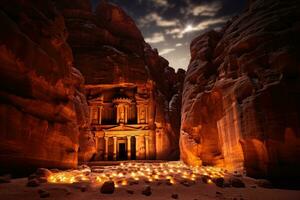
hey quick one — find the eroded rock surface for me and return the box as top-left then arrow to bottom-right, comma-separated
181,0 -> 300,179
0,0 -> 93,172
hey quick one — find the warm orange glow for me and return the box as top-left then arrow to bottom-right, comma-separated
47,161 -> 226,188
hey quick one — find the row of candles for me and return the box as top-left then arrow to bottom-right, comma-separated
47,161 -> 226,187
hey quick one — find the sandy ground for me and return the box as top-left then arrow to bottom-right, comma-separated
1,176 -> 300,200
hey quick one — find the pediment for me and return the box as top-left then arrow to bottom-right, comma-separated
104,125 -> 145,131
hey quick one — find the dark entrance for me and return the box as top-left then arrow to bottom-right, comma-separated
118,143 -> 127,160
131,136 -> 136,160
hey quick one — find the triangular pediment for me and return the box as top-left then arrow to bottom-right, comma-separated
104,125 -> 143,131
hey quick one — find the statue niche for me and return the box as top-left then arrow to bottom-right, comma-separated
113,97 -> 132,125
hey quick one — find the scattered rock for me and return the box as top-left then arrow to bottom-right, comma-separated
27,179 -> 40,187
256,179 -> 273,188
213,177 -> 224,187
230,178 -> 245,188
171,193 -> 179,199
0,174 -> 11,183
142,185 -> 152,196
127,190 -> 134,194
80,185 -> 87,192
100,181 -> 115,194
36,168 -> 52,178
165,179 -> 173,186
38,189 -> 50,198
201,175 -> 211,184
180,180 -> 193,187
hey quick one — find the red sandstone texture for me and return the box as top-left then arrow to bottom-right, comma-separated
0,0 -> 95,172
181,0 -> 300,179
53,0 -> 184,160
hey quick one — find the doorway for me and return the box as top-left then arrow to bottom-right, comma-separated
118,143 -> 127,160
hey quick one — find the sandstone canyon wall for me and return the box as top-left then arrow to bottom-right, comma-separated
181,0 -> 300,179
53,0 -> 184,160
0,0 -> 95,173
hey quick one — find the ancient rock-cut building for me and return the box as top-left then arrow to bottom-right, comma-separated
87,82 -> 157,161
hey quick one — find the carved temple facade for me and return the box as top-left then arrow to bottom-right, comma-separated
86,82 -> 158,161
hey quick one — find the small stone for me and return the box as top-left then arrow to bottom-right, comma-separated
127,190 -> 134,194
0,174 -> 11,183
180,181 -> 191,187
27,179 -> 40,187
201,175 -> 210,184
171,193 -> 179,199
36,168 -> 52,178
230,178 -> 245,188
100,181 -> 115,194
80,185 -> 87,192
250,185 -> 257,188
38,189 -> 50,198
256,179 -> 273,188
216,191 -> 222,195
213,177 -> 224,187
142,185 -> 152,196
165,179 -> 173,186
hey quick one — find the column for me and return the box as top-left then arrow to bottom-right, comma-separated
104,137 -> 109,160
113,137 -> 117,160
98,106 -> 103,125
127,136 -> 131,160
145,136 -> 149,159
125,105 -> 128,124
137,105 -> 140,124
135,135 -> 139,159
116,105 -> 119,124
89,106 -> 93,125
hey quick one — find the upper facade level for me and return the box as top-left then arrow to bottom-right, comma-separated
87,83 -> 154,127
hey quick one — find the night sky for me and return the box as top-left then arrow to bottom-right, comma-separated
91,0 -> 247,70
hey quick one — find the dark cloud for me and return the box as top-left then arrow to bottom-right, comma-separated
91,0 -> 247,70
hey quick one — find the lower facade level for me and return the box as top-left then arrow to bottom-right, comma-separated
94,124 -> 155,161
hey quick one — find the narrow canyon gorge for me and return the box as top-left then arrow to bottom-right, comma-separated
0,0 -> 300,196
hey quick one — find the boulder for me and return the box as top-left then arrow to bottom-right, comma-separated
229,178 -> 245,188
100,181 -> 115,194
142,185 -> 152,196
27,179 -> 40,187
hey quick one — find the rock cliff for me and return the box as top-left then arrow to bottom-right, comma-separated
0,0 -> 95,173
181,0 -> 300,179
